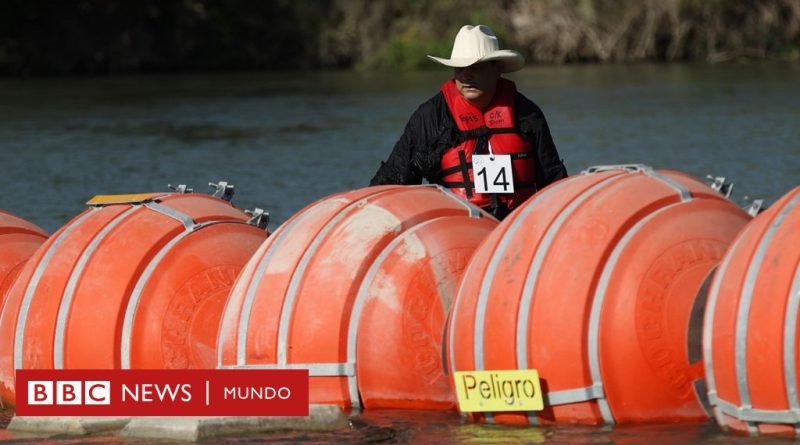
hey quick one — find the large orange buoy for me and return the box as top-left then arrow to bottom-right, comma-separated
0,211 -> 48,305
217,185 -> 497,410
0,184 -> 269,405
447,165 -> 751,425
704,185 -> 800,437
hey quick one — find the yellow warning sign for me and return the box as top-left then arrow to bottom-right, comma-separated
454,369 -> 544,412
86,193 -> 165,206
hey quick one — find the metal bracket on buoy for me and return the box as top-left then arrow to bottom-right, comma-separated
581,164 -> 652,174
706,175 -> 734,199
209,181 -> 235,202
168,184 -> 193,194
743,197 -> 764,217
245,208 -> 270,230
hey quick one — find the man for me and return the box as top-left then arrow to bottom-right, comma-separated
370,25 -> 567,219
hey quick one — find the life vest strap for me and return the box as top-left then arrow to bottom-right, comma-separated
440,180 -> 538,190
437,151 -> 536,180
457,150 -> 473,199
453,126 -> 518,144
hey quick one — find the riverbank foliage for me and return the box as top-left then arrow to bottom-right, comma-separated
1,0 -> 798,74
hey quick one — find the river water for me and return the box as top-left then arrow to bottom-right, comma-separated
0,62 -> 798,232
0,63 -> 798,443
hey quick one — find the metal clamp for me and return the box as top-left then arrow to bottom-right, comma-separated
581,164 -> 652,175
209,181 -> 235,202
706,175 -> 734,199
168,184 -> 193,193
245,208 -> 270,230
742,197 -> 765,217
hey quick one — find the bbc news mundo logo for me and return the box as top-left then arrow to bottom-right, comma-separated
16,369 -> 309,416
28,380 -> 111,405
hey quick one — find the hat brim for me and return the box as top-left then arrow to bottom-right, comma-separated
426,50 -> 525,73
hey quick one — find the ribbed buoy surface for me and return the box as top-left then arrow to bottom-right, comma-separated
704,186 -> 800,437
447,165 -> 751,425
0,192 -> 268,406
0,210 -> 48,306
217,185 -> 497,410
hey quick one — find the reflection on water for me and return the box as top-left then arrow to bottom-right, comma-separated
1,63 -> 798,232
0,408 -> 791,444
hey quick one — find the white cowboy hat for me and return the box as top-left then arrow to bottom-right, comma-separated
427,25 -> 525,73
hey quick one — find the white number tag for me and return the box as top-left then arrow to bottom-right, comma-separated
473,154 -> 514,194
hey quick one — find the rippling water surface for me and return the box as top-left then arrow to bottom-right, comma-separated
1,63 -> 798,232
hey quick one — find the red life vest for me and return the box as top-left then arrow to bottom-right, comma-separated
438,78 -> 537,210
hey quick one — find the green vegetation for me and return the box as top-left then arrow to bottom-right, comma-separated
1,0 -> 798,74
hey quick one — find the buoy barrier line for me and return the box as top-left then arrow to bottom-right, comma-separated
544,385 -> 606,406
589,201 -> 688,424
13,207 -> 100,371
733,191 -> 800,434
580,164 -> 650,175
447,220 -> 493,390
427,184 -> 485,219
689,269 -> 717,419
232,191 -> 381,366
215,217 -> 277,367
703,224 -> 754,430
276,203 -> 351,366
232,195 -> 353,366
120,222 -> 197,369
217,244 -> 258,365
231,194 -> 362,366
644,170 -> 693,201
145,202 -> 195,228
231,200 -> 328,366
514,172 -> 628,424
531,172 -> 631,419
347,219 -> 448,410
220,185 -> 497,409
756,193 -> 800,428
449,168 -> 746,426
785,262 -> 800,436
55,205 -> 140,369
476,166 -> 695,424
219,362 -> 355,377
711,396 -> 800,424
469,173 -> 588,425
276,187 -> 409,366
579,164 -> 694,202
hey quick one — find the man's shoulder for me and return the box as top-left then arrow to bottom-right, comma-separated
513,91 -> 545,120
412,91 -> 446,117
406,91 -> 449,130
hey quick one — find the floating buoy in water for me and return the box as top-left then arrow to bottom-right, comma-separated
0,210 -> 48,306
217,185 -> 497,410
447,165 -> 751,425
704,185 -> 800,437
0,184 -> 269,406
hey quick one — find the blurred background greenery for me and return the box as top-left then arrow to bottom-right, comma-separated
1,0 -> 798,74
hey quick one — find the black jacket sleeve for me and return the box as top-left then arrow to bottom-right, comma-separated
370,93 -> 457,186
515,93 -> 568,189
369,102 -> 429,186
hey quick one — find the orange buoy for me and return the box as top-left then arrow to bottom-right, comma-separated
704,186 -> 800,437
447,165 -> 751,425
217,185 -> 497,410
0,184 -> 268,405
0,211 -> 48,305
